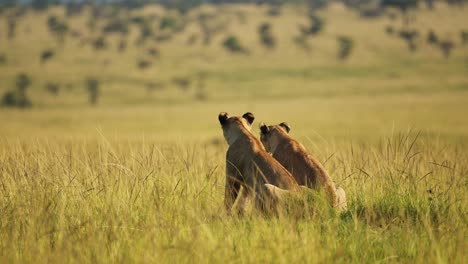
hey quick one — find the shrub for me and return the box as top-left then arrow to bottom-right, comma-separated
7,17 -> 16,39
1,73 -> 32,108
439,40 -> 455,58
32,0 -> 49,10
381,0 -> 418,12
40,49 -> 55,64
0,53 -> 7,65
102,19 -> 128,35
461,30 -> 468,45
298,14 -> 324,38
45,82 -> 59,95
399,29 -> 419,52
92,37 -> 108,51
359,7 -> 384,18
118,39 -> 127,52
267,6 -> 281,17
427,30 -> 438,45
337,36 -> 354,60
1,91 -> 16,107
147,48 -> 159,58
138,22 -> 153,44
258,23 -> 276,49
222,35 -> 248,54
47,15 -> 69,44
172,77 -> 191,91
160,16 -> 178,31
86,78 -> 99,106
16,74 -> 31,93
385,25 -> 394,35
137,60 -> 152,70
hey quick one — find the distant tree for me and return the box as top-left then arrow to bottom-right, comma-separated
147,47 -> 159,58
399,29 -> 419,52
7,17 -> 16,40
47,16 -> 69,44
102,19 -> 129,35
162,0 -> 204,14
461,31 -> 468,45
1,91 -> 16,107
172,77 -> 191,92
427,30 -> 438,45
137,59 -> 152,70
16,74 -> 31,93
299,14 -> 324,37
337,36 -> 354,60
41,49 -> 55,63
92,36 -> 108,51
445,0 -> 467,6
385,25 -> 395,35
380,0 -> 418,13
198,13 -> 216,45
160,16 -> 178,31
86,78 -> 99,106
258,23 -> 276,49
137,22 -> 153,45
266,5 -> 281,17
45,82 -> 59,95
65,2 -> 84,17
0,0 -> 17,8
222,35 -> 248,54
439,40 -> 455,58
2,73 -> 32,108
118,38 -> 127,52
32,0 -> 50,10
381,0 -> 418,26
424,0 -> 435,9
305,0 -> 328,10
0,53 -> 7,65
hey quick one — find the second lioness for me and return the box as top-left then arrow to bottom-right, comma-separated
259,122 -> 347,211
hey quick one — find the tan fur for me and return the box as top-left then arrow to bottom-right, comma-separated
260,123 -> 347,211
218,112 -> 299,214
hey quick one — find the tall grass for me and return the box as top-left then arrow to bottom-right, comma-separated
0,131 -> 465,263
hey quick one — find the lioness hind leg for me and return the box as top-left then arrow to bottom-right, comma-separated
335,187 -> 348,212
231,186 -> 252,215
264,184 -> 290,200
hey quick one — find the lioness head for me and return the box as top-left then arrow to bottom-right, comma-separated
218,112 -> 255,145
259,122 -> 291,152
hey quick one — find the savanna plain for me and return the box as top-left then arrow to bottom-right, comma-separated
0,2 -> 467,263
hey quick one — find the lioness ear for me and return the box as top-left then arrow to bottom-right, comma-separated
242,112 -> 255,125
218,112 -> 229,125
279,122 -> 291,133
260,123 -> 270,134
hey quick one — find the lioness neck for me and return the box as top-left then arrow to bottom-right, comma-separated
271,130 -> 292,153
225,125 -> 254,146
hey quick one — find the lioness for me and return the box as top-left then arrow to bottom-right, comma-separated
218,112 -> 299,214
259,122 -> 347,212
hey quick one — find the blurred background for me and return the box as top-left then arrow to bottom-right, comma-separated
0,0 -> 467,142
